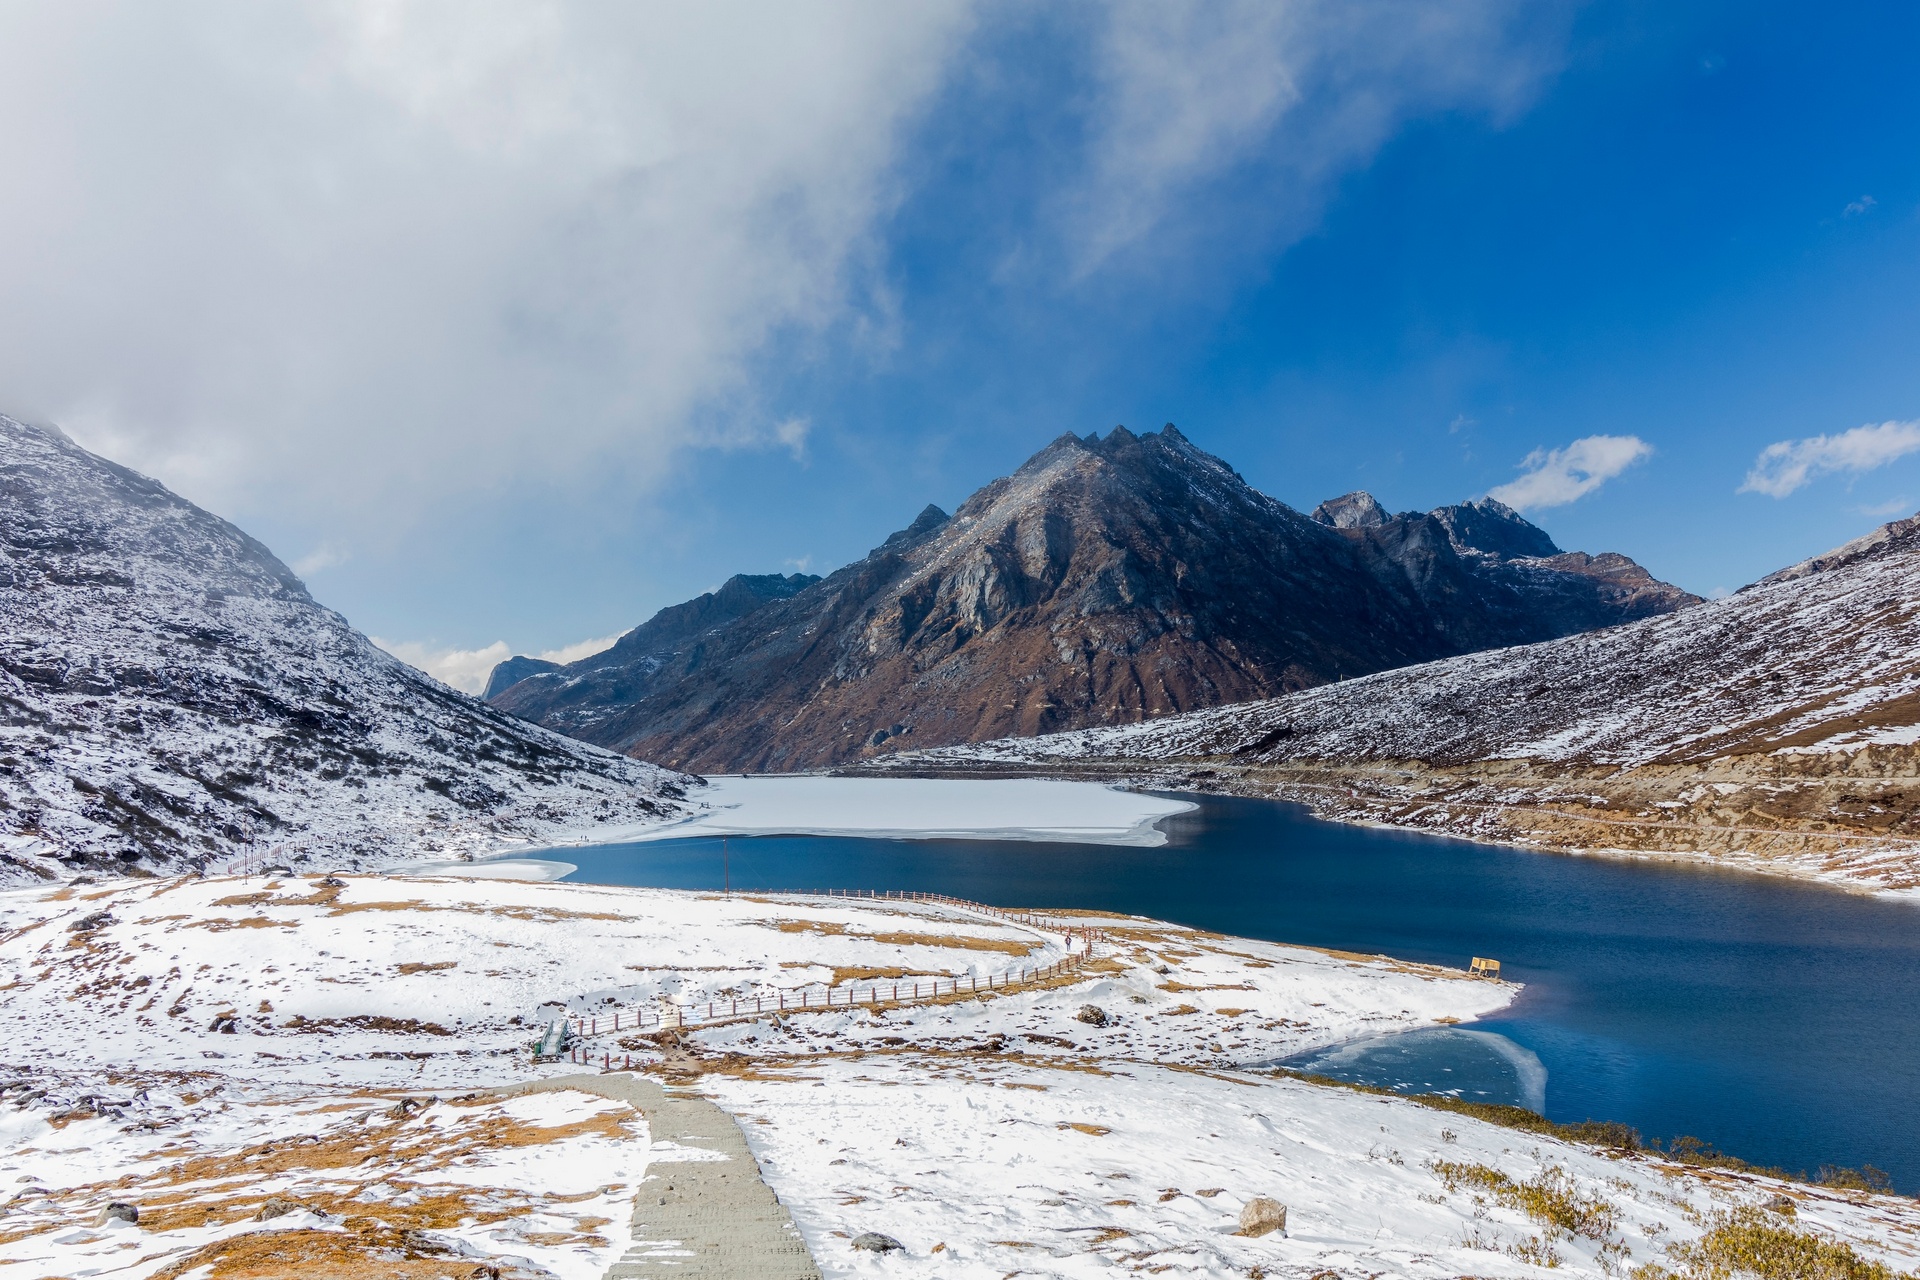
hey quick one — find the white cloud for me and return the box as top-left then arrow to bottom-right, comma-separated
538,633 -> 621,666
1740,420 -> 1920,498
1844,195 -> 1877,217
374,639 -> 512,694
375,632 -> 619,694
1066,0 -> 1567,273
0,2 -> 971,530
1487,435 -> 1652,511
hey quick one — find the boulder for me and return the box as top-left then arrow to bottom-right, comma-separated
1237,1196 -> 1287,1238
851,1231 -> 903,1253
1075,1005 -> 1110,1027
95,1201 -> 138,1227
256,1196 -> 306,1220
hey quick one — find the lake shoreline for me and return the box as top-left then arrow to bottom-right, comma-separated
846,756 -> 1920,900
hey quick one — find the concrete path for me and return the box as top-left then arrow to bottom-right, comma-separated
497,1071 -> 823,1280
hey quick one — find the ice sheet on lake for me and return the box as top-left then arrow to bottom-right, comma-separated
400,857 -> 578,881
1283,1025 -> 1548,1113
609,775 -> 1195,847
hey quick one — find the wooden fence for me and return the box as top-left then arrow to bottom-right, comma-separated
566,888 -> 1108,1042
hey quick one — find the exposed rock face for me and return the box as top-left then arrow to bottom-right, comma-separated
1427,496 -> 1559,558
485,571 -> 819,715
482,655 -> 561,699
1309,490 -> 1389,528
494,426 -> 1693,773
0,415 -> 694,881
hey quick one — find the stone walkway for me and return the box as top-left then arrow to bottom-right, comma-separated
497,1071 -> 823,1280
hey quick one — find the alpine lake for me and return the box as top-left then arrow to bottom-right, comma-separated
524,793 -> 1920,1192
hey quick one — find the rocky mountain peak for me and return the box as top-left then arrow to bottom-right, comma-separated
1430,497 -> 1559,558
877,504 -> 950,552
493,425 -> 1695,772
1311,491 -> 1390,529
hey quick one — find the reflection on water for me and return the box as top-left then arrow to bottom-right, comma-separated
1280,1027 -> 1548,1113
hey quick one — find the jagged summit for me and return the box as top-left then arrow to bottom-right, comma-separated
0,415 -> 694,880
1311,491 -> 1390,529
1432,496 -> 1560,558
494,424 -> 1694,772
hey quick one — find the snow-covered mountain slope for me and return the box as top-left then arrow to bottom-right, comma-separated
892,513 -> 1920,893
0,415 -> 695,881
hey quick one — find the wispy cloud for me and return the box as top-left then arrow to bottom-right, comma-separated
291,543 -> 348,577
1740,419 -> 1920,498
1487,435 -> 1652,511
1063,1 -> 1569,275
1844,195 -> 1877,217
374,633 -> 620,694
1857,496 -> 1914,519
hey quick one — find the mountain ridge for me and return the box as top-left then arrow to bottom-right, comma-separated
492,425 -> 1695,771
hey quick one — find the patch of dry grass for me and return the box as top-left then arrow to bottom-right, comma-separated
1643,1206 -> 1915,1280
1432,1160 -> 1619,1241
765,919 -> 1034,954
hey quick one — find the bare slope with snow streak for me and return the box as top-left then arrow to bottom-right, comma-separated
0,416 -> 693,881
897,513 -> 1920,892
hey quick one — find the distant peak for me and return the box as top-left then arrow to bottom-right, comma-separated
1311,491 -> 1389,529
1431,497 -> 1559,558
879,503 -> 950,551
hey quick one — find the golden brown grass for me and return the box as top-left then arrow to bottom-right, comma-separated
0,1089 -> 638,1268
1431,1160 -> 1618,1241
1643,1207 -> 1914,1280
766,919 -> 1034,954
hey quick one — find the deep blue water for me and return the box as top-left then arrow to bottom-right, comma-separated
537,793 -> 1920,1190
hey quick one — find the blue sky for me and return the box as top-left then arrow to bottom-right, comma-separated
2,2 -> 1916,689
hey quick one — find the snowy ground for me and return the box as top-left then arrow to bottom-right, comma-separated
1,874 -> 1913,1279
529,775 -> 1196,849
